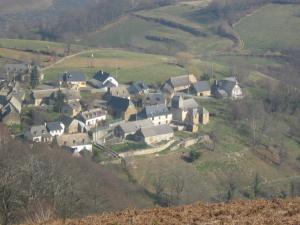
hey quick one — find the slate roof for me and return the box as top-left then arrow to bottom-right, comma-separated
94,70 -> 111,82
81,108 -> 106,120
169,74 -> 197,88
192,81 -> 211,93
142,104 -> 170,118
129,81 -> 149,94
182,98 -> 199,109
108,85 -> 130,98
139,125 -> 173,138
46,122 -> 64,132
143,93 -> 166,106
63,101 -> 82,111
216,77 -> 239,95
29,125 -> 51,138
60,71 -> 86,82
118,120 -> 153,134
108,96 -> 134,111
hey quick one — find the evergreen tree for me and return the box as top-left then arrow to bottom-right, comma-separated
54,90 -> 66,113
30,66 -> 40,88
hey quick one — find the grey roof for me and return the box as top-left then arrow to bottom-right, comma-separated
216,77 -> 239,95
32,89 -> 58,100
109,96 -> 134,111
57,133 -> 91,147
143,104 -> 169,118
143,93 -> 165,105
63,101 -> 81,111
192,81 -> 211,93
140,125 -> 173,138
94,70 -> 111,82
81,108 -> 106,120
129,81 -> 149,94
5,64 -> 30,72
46,122 -> 64,132
60,71 -> 86,82
169,74 -> 197,88
108,85 -> 129,98
29,125 -> 51,138
182,98 -> 199,109
118,120 -> 153,134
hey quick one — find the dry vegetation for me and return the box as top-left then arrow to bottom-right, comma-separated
30,198 -> 300,225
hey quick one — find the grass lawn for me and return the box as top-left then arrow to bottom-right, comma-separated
234,4 -> 300,52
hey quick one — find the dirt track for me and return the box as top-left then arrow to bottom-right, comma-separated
33,198 -> 300,225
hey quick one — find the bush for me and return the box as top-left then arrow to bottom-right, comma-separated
182,149 -> 202,163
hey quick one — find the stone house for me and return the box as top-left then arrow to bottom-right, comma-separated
46,122 -> 65,137
212,77 -> 243,99
134,124 -> 174,145
61,116 -> 88,134
191,81 -> 211,96
114,119 -> 153,139
56,133 -> 92,154
59,71 -> 86,90
138,104 -> 172,126
171,95 -> 209,132
25,125 -> 53,143
80,108 -> 107,128
106,85 -> 130,99
62,101 -> 82,117
108,96 -> 137,121
1,95 -> 22,125
128,81 -> 149,95
162,74 -> 197,95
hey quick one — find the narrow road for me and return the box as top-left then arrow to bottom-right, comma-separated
41,49 -> 95,72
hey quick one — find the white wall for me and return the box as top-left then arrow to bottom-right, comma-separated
150,114 -> 173,126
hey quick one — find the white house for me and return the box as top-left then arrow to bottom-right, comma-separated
46,122 -> 65,137
25,125 -> 53,143
80,108 -> 107,128
212,77 -> 243,99
93,70 -> 119,88
138,104 -> 172,126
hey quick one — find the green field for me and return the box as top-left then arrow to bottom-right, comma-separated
234,4 -> 300,52
44,49 -> 186,83
81,2 -> 232,56
0,38 -> 86,53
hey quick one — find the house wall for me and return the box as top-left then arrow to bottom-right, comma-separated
104,77 -> 118,87
200,113 -> 210,125
149,114 -> 172,126
197,90 -> 211,97
231,85 -> 243,99
123,106 -> 137,121
85,115 -> 106,128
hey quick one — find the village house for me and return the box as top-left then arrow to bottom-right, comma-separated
190,81 -> 211,96
80,108 -> 107,128
108,96 -> 137,121
59,71 -> 86,90
162,74 -> 197,95
0,95 -> 22,125
106,85 -> 130,99
142,92 -> 166,106
138,104 -> 172,126
212,77 -> 243,99
61,116 -> 88,134
25,125 -> 53,143
46,122 -> 65,137
31,88 -> 58,106
56,133 -> 92,154
114,119 -> 154,140
5,63 -> 31,75
90,70 -> 119,88
128,81 -> 150,95
62,101 -> 82,117
60,89 -> 81,102
171,95 -> 209,132
134,124 -> 174,145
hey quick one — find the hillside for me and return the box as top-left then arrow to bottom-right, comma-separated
29,198 -> 300,225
